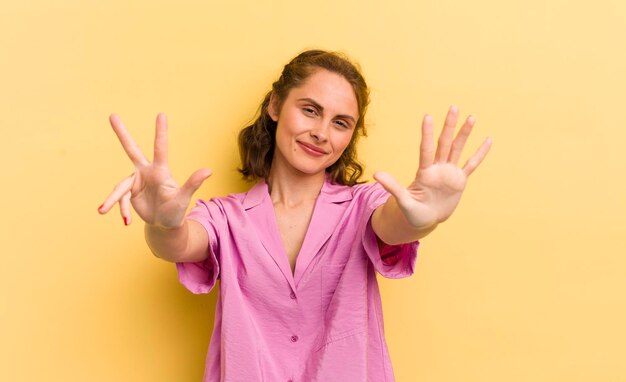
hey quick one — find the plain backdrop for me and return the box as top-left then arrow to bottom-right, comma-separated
1,0 -> 625,380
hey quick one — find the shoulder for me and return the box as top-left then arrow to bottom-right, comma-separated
350,182 -> 384,197
322,180 -> 388,204
194,180 -> 266,211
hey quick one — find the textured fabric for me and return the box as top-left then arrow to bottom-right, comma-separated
176,178 -> 419,381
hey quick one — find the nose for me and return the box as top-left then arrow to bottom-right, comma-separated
309,121 -> 329,142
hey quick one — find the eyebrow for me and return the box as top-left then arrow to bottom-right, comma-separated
297,97 -> 357,124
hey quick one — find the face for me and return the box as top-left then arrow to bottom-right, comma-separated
268,69 -> 359,178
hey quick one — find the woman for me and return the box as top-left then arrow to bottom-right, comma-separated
99,50 -> 491,381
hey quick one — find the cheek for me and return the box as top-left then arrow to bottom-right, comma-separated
334,132 -> 355,152
276,126 -> 294,153
280,113 -> 310,138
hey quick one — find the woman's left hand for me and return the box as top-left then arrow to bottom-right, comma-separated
374,105 -> 492,230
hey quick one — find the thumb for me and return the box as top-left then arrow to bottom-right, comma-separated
180,168 -> 213,200
373,171 -> 406,202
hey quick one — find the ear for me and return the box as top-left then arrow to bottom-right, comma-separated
268,92 -> 279,122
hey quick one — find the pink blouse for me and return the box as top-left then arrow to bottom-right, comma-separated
176,177 -> 419,381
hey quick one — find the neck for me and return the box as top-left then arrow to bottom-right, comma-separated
267,165 -> 325,208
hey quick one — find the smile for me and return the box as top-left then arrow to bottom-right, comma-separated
297,141 -> 327,157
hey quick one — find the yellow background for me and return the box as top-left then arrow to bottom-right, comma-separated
2,0 -> 625,380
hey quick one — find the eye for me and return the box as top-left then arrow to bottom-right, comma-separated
303,107 -> 317,116
334,119 -> 350,129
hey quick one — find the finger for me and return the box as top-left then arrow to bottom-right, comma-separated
419,114 -> 435,170
153,113 -> 169,167
109,114 -> 150,166
373,171 -> 407,203
463,137 -> 493,176
120,191 -> 132,226
448,115 -> 476,165
434,105 -> 459,163
97,175 -> 134,214
180,168 -> 213,200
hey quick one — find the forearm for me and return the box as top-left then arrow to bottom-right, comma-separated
144,220 -> 208,263
372,196 -> 438,245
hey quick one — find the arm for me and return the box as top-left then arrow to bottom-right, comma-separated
98,113 -> 212,262
372,194 -> 438,245
372,106 -> 492,245
145,220 -> 209,263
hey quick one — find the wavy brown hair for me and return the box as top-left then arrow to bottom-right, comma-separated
238,49 -> 370,186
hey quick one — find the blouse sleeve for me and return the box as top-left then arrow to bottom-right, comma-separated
359,183 -> 419,278
175,199 -> 224,294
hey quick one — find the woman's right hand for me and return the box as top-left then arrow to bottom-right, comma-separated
98,113 -> 212,228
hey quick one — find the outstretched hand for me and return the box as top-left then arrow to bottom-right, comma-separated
374,106 -> 492,230
97,113 -> 212,227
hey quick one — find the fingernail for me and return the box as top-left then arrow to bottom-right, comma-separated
123,217 -> 129,226
98,204 -> 104,212
450,105 -> 458,113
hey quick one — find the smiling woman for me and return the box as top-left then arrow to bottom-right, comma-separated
268,70 -> 358,180
239,49 -> 370,186
98,49 -> 491,381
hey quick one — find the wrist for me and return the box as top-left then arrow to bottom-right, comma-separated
146,218 -> 186,231
144,221 -> 190,261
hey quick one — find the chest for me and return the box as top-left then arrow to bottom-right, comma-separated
273,202 -> 316,274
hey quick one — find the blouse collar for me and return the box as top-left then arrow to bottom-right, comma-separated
242,174 -> 353,210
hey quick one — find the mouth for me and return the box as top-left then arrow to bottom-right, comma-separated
297,141 -> 327,157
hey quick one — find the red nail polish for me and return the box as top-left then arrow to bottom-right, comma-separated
98,204 -> 104,211
123,217 -> 129,226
